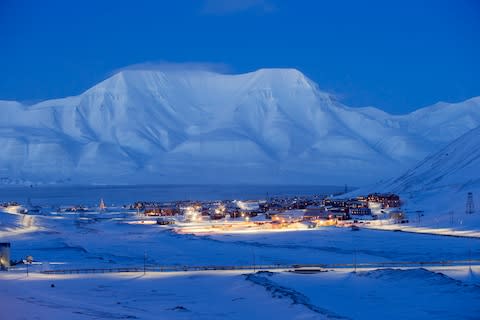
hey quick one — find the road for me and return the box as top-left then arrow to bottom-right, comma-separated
36,258 -> 480,275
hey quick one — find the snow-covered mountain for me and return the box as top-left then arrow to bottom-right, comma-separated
0,68 -> 479,185
365,125 -> 480,228
386,125 -> 480,194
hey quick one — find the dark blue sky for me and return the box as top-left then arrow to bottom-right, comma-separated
1,0 -> 479,113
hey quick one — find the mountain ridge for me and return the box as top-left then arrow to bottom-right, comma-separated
0,68 -> 479,185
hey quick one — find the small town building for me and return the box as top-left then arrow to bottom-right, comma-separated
323,198 -> 349,208
303,206 -> 328,220
367,193 -> 401,208
346,200 -> 368,209
270,209 -> 305,223
349,207 -> 372,216
144,205 -> 178,216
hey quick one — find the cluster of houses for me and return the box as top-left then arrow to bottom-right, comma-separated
0,201 -> 20,208
307,193 -> 402,221
132,199 -> 265,220
0,201 -> 32,214
1,190 -> 403,227
131,201 -> 180,216
130,192 -> 404,226
267,193 -> 403,226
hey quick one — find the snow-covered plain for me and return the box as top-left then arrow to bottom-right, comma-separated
1,271 -> 325,320
2,211 -> 480,269
1,68 -> 480,185
1,209 -> 480,319
2,267 -> 479,320
248,268 -> 480,320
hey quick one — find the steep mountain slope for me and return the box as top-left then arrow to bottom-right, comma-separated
384,125 -> 480,194
0,68 -> 479,185
365,126 -> 480,229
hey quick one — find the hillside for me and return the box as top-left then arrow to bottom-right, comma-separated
387,125 -> 480,194
366,126 -> 480,229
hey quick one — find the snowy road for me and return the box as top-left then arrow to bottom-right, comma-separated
31,258 -> 480,275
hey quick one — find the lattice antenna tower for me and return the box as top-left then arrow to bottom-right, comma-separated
466,192 -> 475,214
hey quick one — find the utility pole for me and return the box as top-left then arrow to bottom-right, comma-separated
26,255 -> 33,277
143,250 -> 146,275
466,248 -> 473,275
354,248 -> 357,273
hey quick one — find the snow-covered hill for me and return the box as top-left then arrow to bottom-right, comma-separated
367,125 -> 480,229
1,68 -> 479,185
387,125 -> 480,194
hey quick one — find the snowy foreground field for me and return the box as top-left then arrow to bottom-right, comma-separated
1,210 -> 480,319
2,267 -> 480,320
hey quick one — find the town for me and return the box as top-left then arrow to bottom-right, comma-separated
119,192 -> 405,233
0,191 -> 406,270
0,192 -> 405,230
0,192 -> 408,241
